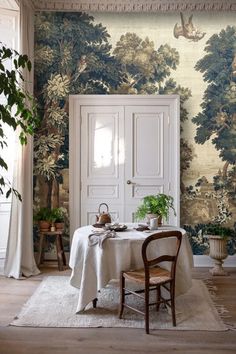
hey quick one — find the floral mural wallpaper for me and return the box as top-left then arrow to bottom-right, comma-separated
33,11 -> 236,256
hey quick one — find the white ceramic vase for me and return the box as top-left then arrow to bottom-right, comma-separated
208,235 -> 228,276
146,213 -> 158,225
146,214 -> 163,226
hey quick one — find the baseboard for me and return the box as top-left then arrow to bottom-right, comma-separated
194,255 -> 236,267
34,251 -> 235,269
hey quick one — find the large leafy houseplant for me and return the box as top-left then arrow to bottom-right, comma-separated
0,43 -> 39,200
135,194 -> 176,222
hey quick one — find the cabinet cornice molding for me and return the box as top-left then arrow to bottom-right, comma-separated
32,0 -> 236,12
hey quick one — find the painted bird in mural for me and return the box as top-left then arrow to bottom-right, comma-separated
74,55 -> 87,81
174,12 -> 206,42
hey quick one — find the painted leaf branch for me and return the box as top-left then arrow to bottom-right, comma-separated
0,43 -> 39,200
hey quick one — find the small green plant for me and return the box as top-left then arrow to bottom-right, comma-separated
135,194 -> 176,221
50,207 -> 67,223
205,223 -> 235,239
33,207 -> 52,221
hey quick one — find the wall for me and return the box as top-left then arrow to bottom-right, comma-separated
33,11 -> 236,255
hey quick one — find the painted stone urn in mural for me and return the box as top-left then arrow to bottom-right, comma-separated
206,225 -> 234,276
134,194 -> 176,227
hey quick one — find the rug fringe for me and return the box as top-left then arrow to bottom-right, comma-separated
203,278 -> 234,325
223,323 -> 236,331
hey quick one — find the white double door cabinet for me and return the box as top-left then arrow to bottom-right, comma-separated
69,95 -> 180,234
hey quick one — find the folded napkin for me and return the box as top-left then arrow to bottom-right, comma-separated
88,230 -> 116,248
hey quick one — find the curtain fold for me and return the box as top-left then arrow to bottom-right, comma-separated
4,0 -> 40,278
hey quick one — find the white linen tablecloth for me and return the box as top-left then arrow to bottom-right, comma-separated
69,224 -> 193,312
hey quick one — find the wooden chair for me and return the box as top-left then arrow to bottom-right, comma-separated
119,231 -> 182,334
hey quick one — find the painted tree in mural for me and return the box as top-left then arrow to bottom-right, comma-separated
193,26 -> 236,223
112,32 -> 192,192
34,12 -> 122,208
113,32 -> 180,93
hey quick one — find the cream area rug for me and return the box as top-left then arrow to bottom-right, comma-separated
11,276 -> 227,331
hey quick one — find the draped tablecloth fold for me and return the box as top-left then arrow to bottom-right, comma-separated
69,224 -> 194,312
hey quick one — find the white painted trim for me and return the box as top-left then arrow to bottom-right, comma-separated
170,95 -> 180,227
69,95 -> 81,239
0,202 -> 11,262
37,253 -> 236,268
194,255 -> 236,267
32,0 -> 236,12
0,249 -> 6,258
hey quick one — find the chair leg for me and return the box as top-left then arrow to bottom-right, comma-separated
56,235 -> 64,271
144,286 -> 150,334
156,286 -> 161,311
59,235 -> 67,266
170,282 -> 176,327
92,298 -> 98,308
37,233 -> 45,266
119,272 -> 125,319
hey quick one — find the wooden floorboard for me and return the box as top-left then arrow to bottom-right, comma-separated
0,265 -> 236,354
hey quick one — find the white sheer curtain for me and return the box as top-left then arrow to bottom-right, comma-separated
4,0 -> 40,278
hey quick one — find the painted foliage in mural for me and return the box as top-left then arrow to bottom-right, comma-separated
34,11 -> 121,206
33,12 -> 122,251
33,11 -> 236,255
181,25 -> 236,254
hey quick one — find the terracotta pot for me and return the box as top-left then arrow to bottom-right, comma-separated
157,215 -> 163,226
39,220 -> 50,232
55,222 -> 64,231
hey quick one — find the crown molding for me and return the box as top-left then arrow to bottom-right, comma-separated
0,0 -> 19,10
32,0 -> 236,12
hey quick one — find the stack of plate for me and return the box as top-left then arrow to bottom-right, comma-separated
104,223 -> 127,231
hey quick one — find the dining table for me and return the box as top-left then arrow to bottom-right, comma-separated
69,223 -> 194,313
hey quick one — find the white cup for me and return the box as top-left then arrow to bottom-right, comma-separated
150,218 -> 158,230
